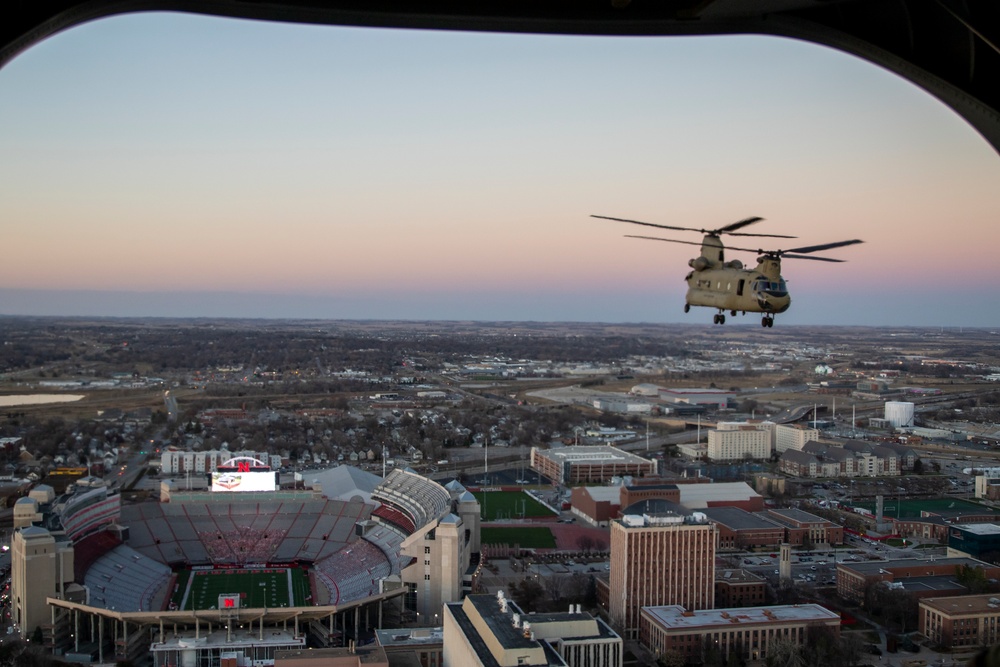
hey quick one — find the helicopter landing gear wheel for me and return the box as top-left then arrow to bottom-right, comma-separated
730,310 -> 737,317
714,313 -> 725,325
684,304 -> 690,313
761,316 -> 774,328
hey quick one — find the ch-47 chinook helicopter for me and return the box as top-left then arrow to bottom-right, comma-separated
592,215 -> 863,327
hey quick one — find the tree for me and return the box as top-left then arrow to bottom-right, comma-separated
764,638 -> 803,667
507,577 -> 545,612
838,634 -> 865,667
658,648 -> 686,667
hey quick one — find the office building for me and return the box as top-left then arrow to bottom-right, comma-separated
639,604 -> 840,664
707,427 -> 771,461
443,593 -> 622,667
609,511 -> 716,638
920,594 -> 1000,649
11,526 -> 75,640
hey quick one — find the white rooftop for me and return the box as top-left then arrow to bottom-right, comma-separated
957,523 -> 1000,536
643,604 -> 839,630
677,482 -> 759,508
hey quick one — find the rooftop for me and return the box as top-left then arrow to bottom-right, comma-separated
703,507 -> 781,531
837,556 -> 991,576
921,594 -> 1000,616
677,482 -> 760,508
536,445 -> 652,465
954,523 -> 1000,536
642,604 -> 839,630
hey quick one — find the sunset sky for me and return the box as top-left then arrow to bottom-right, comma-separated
2,12 -> 999,326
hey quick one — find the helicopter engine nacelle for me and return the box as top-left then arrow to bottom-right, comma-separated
725,260 -> 743,270
689,257 -> 710,271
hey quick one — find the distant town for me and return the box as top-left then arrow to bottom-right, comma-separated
1,316 -> 1000,667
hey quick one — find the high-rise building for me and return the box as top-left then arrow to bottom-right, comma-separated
774,424 -> 819,453
11,526 -> 75,640
609,511 -> 717,638
707,427 -> 771,461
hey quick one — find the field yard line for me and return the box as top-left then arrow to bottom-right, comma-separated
180,572 -> 196,611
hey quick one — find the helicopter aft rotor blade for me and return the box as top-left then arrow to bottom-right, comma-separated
783,239 -> 864,255
780,253 -> 846,262
592,214 -> 797,239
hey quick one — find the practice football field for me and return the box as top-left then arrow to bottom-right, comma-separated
171,567 -> 311,610
473,491 -> 557,521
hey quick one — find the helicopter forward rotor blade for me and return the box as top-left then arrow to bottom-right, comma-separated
784,239 -> 864,255
593,215 -> 704,234
718,216 -> 765,233
624,235 -> 708,248
781,253 -> 846,262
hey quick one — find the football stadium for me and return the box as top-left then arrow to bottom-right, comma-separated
11,456 -> 482,666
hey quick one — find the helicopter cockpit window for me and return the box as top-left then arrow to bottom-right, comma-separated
753,280 -> 788,297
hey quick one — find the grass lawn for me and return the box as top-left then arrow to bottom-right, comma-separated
481,526 -> 557,549
473,491 -> 557,521
171,567 -> 310,610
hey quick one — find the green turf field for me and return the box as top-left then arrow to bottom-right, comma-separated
473,491 -> 557,521
171,567 -> 311,610
852,497 -> 996,519
481,526 -> 557,549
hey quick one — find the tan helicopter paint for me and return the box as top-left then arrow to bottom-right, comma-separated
592,214 -> 862,327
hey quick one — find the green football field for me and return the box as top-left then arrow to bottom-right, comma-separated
473,491 -> 557,521
852,496 -> 994,519
171,567 -> 311,610
481,526 -> 557,549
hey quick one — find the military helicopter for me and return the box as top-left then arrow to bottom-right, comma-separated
592,215 -> 863,327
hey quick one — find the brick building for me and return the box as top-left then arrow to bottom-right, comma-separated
639,604 -> 840,665
920,594 -> 1000,649
702,507 -> 786,550
608,512 -> 716,638
836,557 -> 1000,605
714,569 -> 767,608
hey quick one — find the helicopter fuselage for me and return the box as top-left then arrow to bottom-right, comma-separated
684,266 -> 791,314
683,236 -> 791,323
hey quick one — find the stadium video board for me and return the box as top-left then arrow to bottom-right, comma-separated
210,471 -> 276,493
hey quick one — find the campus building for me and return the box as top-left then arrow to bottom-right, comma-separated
762,508 -> 843,546
639,604 -> 841,664
443,594 -> 622,667
714,569 -> 767,608
774,424 -> 819,453
836,557 -> 1000,605
707,427 -> 771,462
919,594 -> 1000,649
11,526 -> 77,639
702,507 -> 785,550
530,445 -> 656,485
608,511 -> 717,638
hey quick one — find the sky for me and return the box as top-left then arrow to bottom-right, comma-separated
2,12 -> 1000,326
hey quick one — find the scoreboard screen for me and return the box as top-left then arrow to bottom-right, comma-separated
210,471 -> 276,492
219,594 -> 240,610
